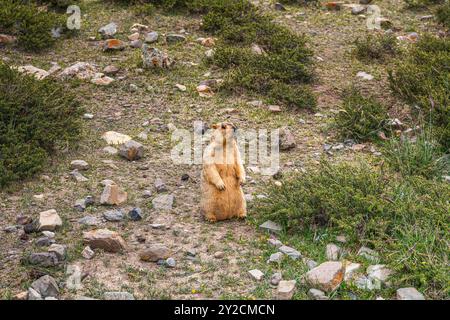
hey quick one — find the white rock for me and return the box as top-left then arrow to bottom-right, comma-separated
17,65 -> 49,80
356,71 -> 374,81
38,209 -> 62,231
102,131 -> 132,145
267,252 -> 284,263
248,269 -> 264,281
277,280 -> 296,300
325,243 -> 340,260
304,261 -> 345,292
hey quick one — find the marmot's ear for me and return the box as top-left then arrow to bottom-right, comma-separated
211,123 -> 219,129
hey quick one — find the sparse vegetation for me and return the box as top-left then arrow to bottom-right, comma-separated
388,34 -> 450,150
436,2 -> 450,29
383,128 -> 449,180
0,63 -> 83,188
334,89 -> 388,141
254,160 -> 450,299
353,32 -> 398,62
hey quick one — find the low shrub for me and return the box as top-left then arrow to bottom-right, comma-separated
388,34 -> 450,150
334,89 -> 389,141
0,0 -> 66,51
384,128 -> 449,179
0,63 -> 83,188
254,160 -> 450,298
353,33 -> 398,62
202,0 -> 315,108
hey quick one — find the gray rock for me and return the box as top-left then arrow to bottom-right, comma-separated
98,22 -> 117,39
74,199 -> 87,212
104,292 -> 135,300
70,160 -> 89,171
166,34 -> 186,44
152,194 -> 174,210
144,31 -> 158,43
270,272 -> 282,286
35,236 -> 55,247
396,287 -> 425,300
155,178 -> 167,193
308,288 -> 328,300
48,244 -> 66,260
29,252 -> 59,267
166,257 -> 176,268
70,170 -> 88,182
359,0 -> 372,4
81,246 -> 95,260
28,287 -> 43,300
119,140 -> 144,161
279,127 -> 296,150
279,245 -> 301,260
325,243 -> 341,261
31,275 -> 59,298
103,210 -> 124,222
78,216 -> 100,226
259,220 -> 282,234
130,40 -> 142,48
277,280 -> 296,300
304,259 -> 318,270
267,252 -> 284,263
267,238 -> 283,248
351,5 -> 366,15
248,269 -> 264,281
128,207 -> 143,221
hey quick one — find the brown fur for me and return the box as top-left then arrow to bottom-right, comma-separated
200,122 -> 247,222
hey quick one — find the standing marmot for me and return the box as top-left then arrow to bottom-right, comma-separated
200,122 -> 247,222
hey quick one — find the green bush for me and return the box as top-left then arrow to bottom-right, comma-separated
353,33 -> 398,62
384,128 -> 449,179
388,35 -> 450,150
403,0 -> 443,9
201,0 -> 315,108
0,0 -> 66,51
0,63 -> 83,188
254,160 -> 450,298
334,89 -> 389,141
436,2 -> 450,28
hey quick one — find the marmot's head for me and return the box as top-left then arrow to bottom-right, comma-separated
210,122 -> 237,145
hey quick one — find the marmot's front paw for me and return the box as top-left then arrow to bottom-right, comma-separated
238,177 -> 246,185
216,181 -> 226,191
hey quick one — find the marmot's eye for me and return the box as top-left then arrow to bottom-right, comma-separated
221,124 -> 226,129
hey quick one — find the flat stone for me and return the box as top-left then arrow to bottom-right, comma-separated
304,261 -> 345,292
119,140 -> 144,161
38,209 -> 62,231
78,216 -> 100,226
277,280 -> 296,300
103,210 -> 124,222
31,275 -> 59,298
396,287 -> 425,300
248,269 -> 264,281
104,292 -> 135,300
102,131 -> 132,145
279,245 -> 301,260
70,170 -> 88,182
139,244 -> 171,262
166,34 -> 186,44
29,252 -> 59,267
259,220 -> 282,234
270,273 -> 282,286
152,194 -> 174,211
308,288 -> 328,300
103,65 -> 119,75
267,252 -> 284,263
70,160 -> 89,171
83,229 -> 126,253
35,236 -> 54,247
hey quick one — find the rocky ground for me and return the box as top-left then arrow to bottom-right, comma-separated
0,0 -> 439,300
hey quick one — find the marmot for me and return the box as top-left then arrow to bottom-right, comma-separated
200,122 -> 247,222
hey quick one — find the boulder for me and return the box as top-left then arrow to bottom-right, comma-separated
38,209 -> 62,231
304,261 -> 345,292
83,229 -> 126,253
